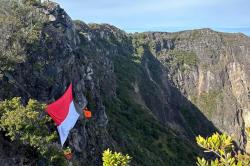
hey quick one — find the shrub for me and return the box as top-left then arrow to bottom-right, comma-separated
0,0 -> 47,76
102,149 -> 132,166
196,133 -> 250,166
0,97 -> 66,165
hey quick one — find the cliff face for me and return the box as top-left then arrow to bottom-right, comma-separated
0,1 -> 250,166
136,30 -> 250,150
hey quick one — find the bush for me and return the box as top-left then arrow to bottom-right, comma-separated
102,149 -> 132,166
0,97 -> 66,165
196,133 -> 250,166
0,0 -> 47,76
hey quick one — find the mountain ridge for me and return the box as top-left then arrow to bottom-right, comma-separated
0,1 -> 249,165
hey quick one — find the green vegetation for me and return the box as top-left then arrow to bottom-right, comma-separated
0,97 -> 66,165
0,0 -> 47,77
196,133 -> 250,166
192,91 -> 223,118
135,46 -> 145,57
132,33 -> 148,46
132,34 -> 146,57
105,93 -> 196,165
132,33 -> 157,56
104,55 -> 196,165
168,50 -> 198,72
89,23 -> 102,29
102,149 -> 132,166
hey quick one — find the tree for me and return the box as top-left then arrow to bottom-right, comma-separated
196,133 -> 250,166
102,149 -> 132,166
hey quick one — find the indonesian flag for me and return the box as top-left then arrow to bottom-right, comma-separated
46,83 -> 79,146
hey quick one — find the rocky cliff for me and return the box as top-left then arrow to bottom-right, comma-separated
0,1 -> 249,166
134,30 -> 250,151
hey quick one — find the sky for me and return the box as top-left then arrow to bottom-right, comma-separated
53,0 -> 250,36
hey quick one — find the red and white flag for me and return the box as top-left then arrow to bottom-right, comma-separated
46,83 -> 79,146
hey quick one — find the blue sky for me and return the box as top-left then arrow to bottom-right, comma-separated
53,0 -> 250,36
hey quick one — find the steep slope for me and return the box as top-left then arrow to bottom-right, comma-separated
0,1 -> 249,166
0,1 -> 197,165
133,29 -> 250,151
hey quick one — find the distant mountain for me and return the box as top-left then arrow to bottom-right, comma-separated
124,27 -> 250,37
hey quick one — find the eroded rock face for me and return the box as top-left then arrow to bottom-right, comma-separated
138,29 -> 250,150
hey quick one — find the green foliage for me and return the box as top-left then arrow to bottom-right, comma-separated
132,33 -> 147,45
136,46 -> 145,57
0,97 -> 66,165
193,91 -> 223,118
196,133 -> 233,154
196,133 -> 250,166
202,91 -> 223,117
102,149 -> 132,166
104,55 -> 197,166
168,50 -> 198,71
0,0 -> 47,76
132,33 -> 147,56
88,23 -> 101,29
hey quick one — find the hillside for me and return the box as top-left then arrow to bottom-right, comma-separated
0,1 -> 249,165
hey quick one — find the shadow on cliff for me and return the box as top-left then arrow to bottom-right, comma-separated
103,40 -> 221,165
135,46 -> 219,140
